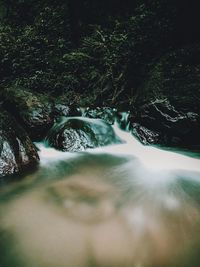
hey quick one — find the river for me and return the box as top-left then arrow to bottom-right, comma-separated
0,120 -> 200,267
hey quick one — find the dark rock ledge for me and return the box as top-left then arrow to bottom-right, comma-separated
0,109 -> 39,178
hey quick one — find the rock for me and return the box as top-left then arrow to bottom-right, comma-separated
53,104 -> 73,117
1,87 -> 80,141
132,46 -> 200,148
0,110 -> 39,178
46,117 -> 122,152
131,123 -> 160,145
52,102 -> 81,120
1,87 -> 53,141
82,107 -> 130,130
82,107 -> 117,125
131,99 -> 200,147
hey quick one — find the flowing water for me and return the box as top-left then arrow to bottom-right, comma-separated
0,119 -> 200,267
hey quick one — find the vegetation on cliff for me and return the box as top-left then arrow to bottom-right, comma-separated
0,0 -> 199,107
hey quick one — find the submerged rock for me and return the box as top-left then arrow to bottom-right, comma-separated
0,110 -> 39,178
46,117 -> 122,152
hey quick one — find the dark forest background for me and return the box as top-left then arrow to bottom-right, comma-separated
0,0 -> 200,107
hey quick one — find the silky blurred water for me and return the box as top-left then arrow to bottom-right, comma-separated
0,123 -> 200,267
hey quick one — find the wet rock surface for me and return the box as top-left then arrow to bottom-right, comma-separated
0,110 -> 39,178
82,107 -> 117,125
46,117 -> 122,152
131,99 -> 200,148
1,88 -> 53,141
51,97 -> 81,122
131,123 -> 160,145
1,87 -> 80,141
131,46 -> 200,148
82,107 -> 131,132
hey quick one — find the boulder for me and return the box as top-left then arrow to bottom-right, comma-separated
131,123 -> 160,145
1,88 -> 53,141
132,46 -> 200,148
46,117 -> 122,152
0,110 -> 39,178
1,87 -> 80,141
131,99 -> 200,148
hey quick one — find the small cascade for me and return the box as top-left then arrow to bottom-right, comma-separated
36,112 -> 200,175
116,111 -> 131,130
96,123 -> 200,173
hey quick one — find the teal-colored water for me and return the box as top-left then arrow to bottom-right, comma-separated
0,123 -> 200,267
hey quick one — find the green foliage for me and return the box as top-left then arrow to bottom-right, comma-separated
139,45 -> 200,111
80,25 -> 129,104
0,4 -> 72,93
67,2 -> 176,105
0,0 -> 181,106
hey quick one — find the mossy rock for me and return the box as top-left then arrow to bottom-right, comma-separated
0,87 -> 80,141
0,87 -> 53,141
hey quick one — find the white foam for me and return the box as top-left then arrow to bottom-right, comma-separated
36,123 -> 200,175
36,142 -> 78,165
90,124 -> 200,173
